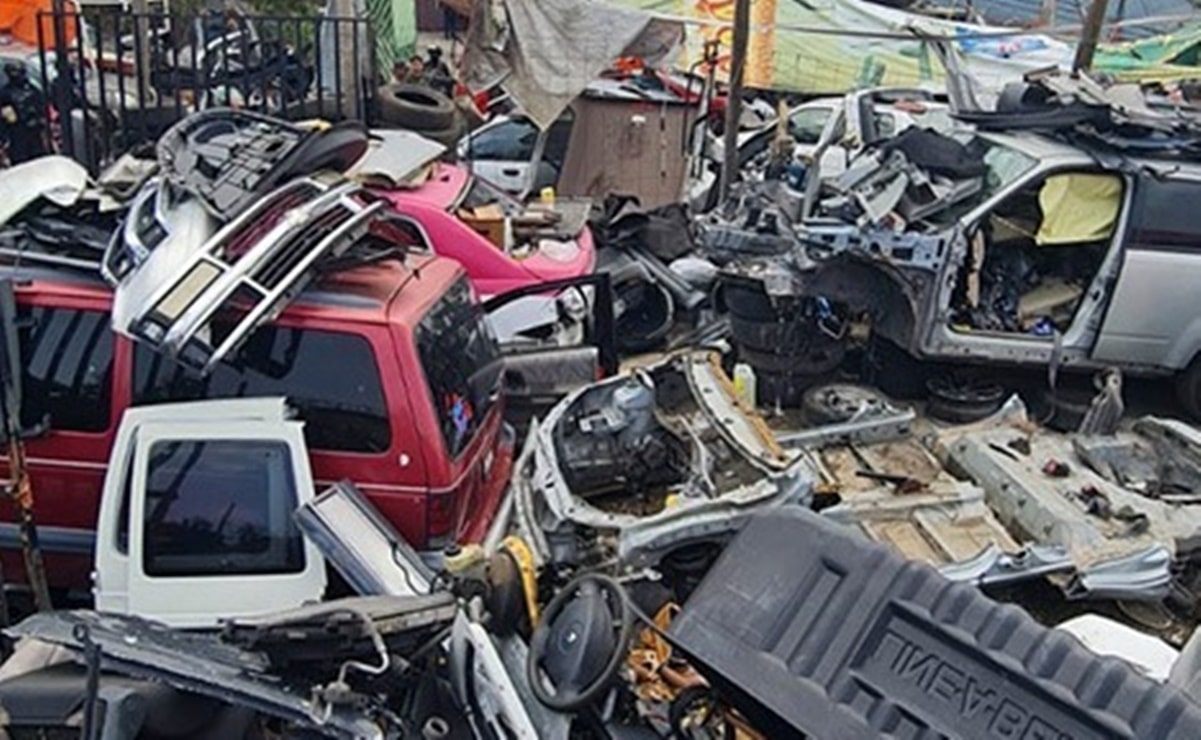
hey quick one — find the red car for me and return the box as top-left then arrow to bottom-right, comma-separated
0,256 -> 516,588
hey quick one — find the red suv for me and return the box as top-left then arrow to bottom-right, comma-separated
0,255 -> 516,588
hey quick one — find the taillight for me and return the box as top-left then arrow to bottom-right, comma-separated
426,489 -> 456,549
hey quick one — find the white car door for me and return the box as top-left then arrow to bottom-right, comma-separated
95,398 -> 326,628
458,117 -> 540,194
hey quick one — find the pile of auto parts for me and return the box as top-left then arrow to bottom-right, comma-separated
958,69 -> 1201,152
155,108 -> 369,220
510,351 -> 813,571
103,108 -> 370,286
591,196 -> 707,354
3,601 -> 451,739
0,155 -> 125,271
113,176 -> 387,372
938,415 -> 1201,603
722,277 -> 847,407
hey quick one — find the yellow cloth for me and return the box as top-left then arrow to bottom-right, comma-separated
1036,173 -> 1122,246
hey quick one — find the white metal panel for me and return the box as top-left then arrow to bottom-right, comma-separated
120,418 -> 325,628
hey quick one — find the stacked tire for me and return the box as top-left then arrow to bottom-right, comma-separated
723,280 -> 846,408
376,83 -> 463,145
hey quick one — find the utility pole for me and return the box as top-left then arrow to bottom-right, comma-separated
719,0 -> 751,204
1073,0 -> 1109,72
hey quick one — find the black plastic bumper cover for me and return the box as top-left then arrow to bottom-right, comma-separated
669,509 -> 1201,739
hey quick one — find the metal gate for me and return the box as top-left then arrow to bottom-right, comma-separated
33,4 -> 376,172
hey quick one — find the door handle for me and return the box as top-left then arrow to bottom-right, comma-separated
501,168 -> 521,177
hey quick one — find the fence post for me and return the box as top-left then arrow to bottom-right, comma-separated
132,0 -> 153,97
333,0 -> 360,120
50,0 -> 74,159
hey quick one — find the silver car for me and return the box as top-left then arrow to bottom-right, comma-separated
719,128 -> 1201,417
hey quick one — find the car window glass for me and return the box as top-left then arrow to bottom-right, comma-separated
467,118 -> 538,161
460,174 -> 523,217
16,305 -> 113,432
923,135 -> 1038,226
788,106 -> 832,145
133,326 -> 390,453
1129,178 -> 1201,250
142,439 -> 303,577
415,277 -> 502,458
873,112 -> 897,138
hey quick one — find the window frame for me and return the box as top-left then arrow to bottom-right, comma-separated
787,105 -> 835,146
131,323 -> 392,454
15,303 -> 114,434
134,435 -> 306,579
1127,176 -> 1201,253
466,117 -> 540,162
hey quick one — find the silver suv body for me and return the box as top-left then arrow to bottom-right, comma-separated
720,129 -> 1201,414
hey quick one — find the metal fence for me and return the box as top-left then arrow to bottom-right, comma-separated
35,6 -> 376,172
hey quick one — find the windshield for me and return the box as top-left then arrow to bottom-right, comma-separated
922,134 -> 1038,225
415,277 -> 503,458
458,174 -> 523,218
975,137 -> 1038,199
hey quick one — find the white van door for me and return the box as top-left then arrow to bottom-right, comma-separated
97,399 -> 326,628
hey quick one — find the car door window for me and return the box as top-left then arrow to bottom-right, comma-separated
141,439 -> 304,577
951,171 -> 1122,335
1128,178 -> 1201,251
415,277 -> 502,458
467,118 -> 539,161
788,106 -> 833,145
16,305 -> 114,432
133,326 -> 391,453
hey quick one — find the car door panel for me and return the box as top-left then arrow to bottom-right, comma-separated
1093,177 -> 1201,369
460,118 -> 540,194
484,273 -> 616,426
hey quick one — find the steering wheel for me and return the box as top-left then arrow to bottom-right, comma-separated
526,573 -> 633,711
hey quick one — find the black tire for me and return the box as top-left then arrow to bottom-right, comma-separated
756,370 -> 820,409
282,121 -> 369,178
419,115 -> 465,147
1038,386 -> 1093,433
801,383 -> 888,425
377,83 -> 455,130
1176,355 -> 1201,421
721,280 -> 779,321
925,375 -> 1006,425
738,342 -> 846,376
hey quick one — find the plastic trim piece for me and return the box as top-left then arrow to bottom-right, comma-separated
669,509 -> 1201,739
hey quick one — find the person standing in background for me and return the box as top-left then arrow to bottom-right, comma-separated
442,3 -> 461,40
0,63 -> 48,165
